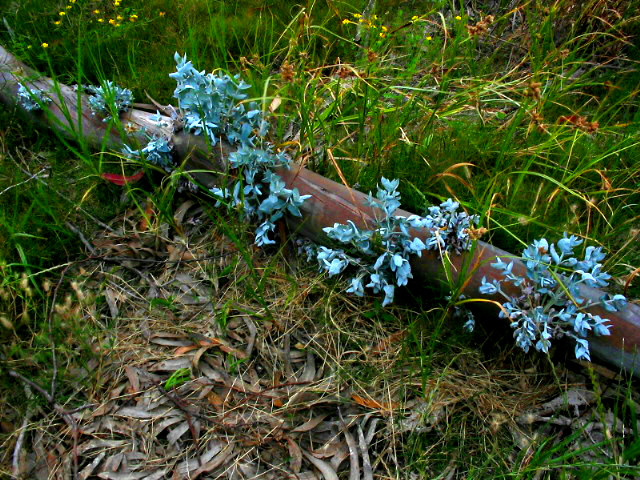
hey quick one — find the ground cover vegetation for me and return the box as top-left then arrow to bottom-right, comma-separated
0,0 -> 639,478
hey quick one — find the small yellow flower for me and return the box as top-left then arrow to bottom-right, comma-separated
41,42 -> 48,48
93,9 -> 100,14
353,13 -> 362,18
342,18 -> 350,24
97,18 -> 104,22
54,20 -> 61,25
109,18 -> 115,24
69,0 -> 76,3
412,15 -> 419,20
372,14 -> 378,20
116,15 -> 123,20
379,32 -> 386,38
115,23 -> 121,27
381,25 -> 388,32
455,15 -> 462,20
159,11 -> 165,17
59,11 -> 66,16
426,35 -> 432,41
66,5 -> 72,9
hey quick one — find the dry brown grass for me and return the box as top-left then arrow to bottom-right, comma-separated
1,195 -> 637,479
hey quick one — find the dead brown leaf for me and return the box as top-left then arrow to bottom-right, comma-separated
351,394 -> 398,414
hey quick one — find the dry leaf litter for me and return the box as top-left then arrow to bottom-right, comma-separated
2,198 -> 639,479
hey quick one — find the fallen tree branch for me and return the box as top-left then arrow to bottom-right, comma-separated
7,370 -> 82,478
11,383 -> 32,479
0,166 -> 49,197
1,44 -> 639,376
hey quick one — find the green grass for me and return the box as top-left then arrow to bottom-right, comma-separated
1,0 -> 639,477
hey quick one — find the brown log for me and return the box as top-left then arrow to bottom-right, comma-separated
1,44 -> 638,376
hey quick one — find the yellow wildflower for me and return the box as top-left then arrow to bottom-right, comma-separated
41,42 -> 48,48
115,23 -> 121,27
342,19 -> 350,24
373,14 -> 378,20
54,20 -> 61,25
412,15 -> 419,20
66,4 -> 72,9
455,15 -> 462,20
159,11 -> 165,17
130,14 -> 138,21
116,15 -> 123,20
109,18 -> 115,24
59,11 -> 66,16
381,25 -> 388,32
426,35 -> 432,41
94,9 -> 100,14
353,13 -> 362,18
97,18 -> 104,22
379,32 -> 386,38
69,0 -> 76,3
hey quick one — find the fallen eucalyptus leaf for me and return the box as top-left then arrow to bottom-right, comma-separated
357,424 -> 373,480
78,451 -> 105,480
302,451 -> 339,480
286,436 -> 303,473
98,472 -> 147,480
291,414 -> 328,433
175,441 -> 224,478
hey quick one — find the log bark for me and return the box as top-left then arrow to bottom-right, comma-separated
2,44 -> 639,376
